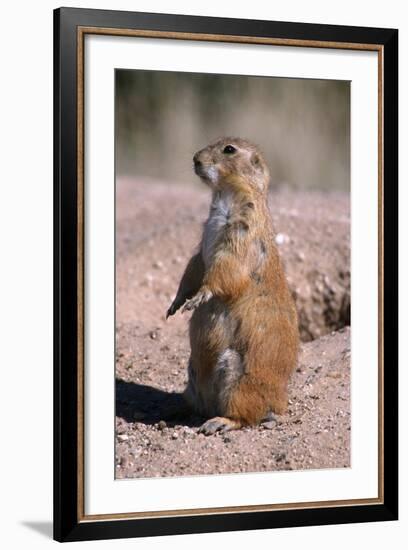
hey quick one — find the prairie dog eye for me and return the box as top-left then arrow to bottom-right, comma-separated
223,145 -> 237,155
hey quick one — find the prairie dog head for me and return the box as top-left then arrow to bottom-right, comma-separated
193,137 -> 270,194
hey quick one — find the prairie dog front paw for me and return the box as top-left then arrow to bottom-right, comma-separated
181,287 -> 213,313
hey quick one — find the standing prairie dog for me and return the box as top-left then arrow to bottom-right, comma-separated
166,137 -> 299,435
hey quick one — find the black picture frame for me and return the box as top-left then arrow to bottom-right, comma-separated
54,7 -> 398,542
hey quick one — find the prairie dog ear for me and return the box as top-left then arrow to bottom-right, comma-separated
251,152 -> 262,170
250,151 -> 268,191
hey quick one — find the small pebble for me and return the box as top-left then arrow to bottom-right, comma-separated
120,456 -> 131,468
275,452 -> 286,462
275,232 -> 289,245
262,420 -> 277,430
117,434 -> 129,442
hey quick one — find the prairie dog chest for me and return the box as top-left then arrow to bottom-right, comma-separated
201,191 -> 234,269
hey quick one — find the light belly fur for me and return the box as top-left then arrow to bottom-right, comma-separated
201,191 -> 233,269
186,290 -> 244,417
185,346 -> 243,417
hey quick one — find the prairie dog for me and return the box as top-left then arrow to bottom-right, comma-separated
167,137 -> 299,435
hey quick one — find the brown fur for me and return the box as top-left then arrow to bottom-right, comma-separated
166,137 -> 299,435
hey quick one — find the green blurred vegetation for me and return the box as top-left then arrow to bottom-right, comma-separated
115,70 -> 349,190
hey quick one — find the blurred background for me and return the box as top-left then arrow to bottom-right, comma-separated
115,69 -> 350,190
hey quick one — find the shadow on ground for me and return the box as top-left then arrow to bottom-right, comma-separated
115,379 -> 204,428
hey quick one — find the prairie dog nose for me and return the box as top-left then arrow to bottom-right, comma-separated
193,153 -> 202,168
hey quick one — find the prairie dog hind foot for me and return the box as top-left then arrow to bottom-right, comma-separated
198,416 -> 242,436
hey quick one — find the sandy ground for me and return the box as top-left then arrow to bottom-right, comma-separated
115,177 -> 350,479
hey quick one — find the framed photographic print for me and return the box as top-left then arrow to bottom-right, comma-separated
53,7 -> 398,542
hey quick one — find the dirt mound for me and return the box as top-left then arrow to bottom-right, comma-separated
271,190 -> 350,341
